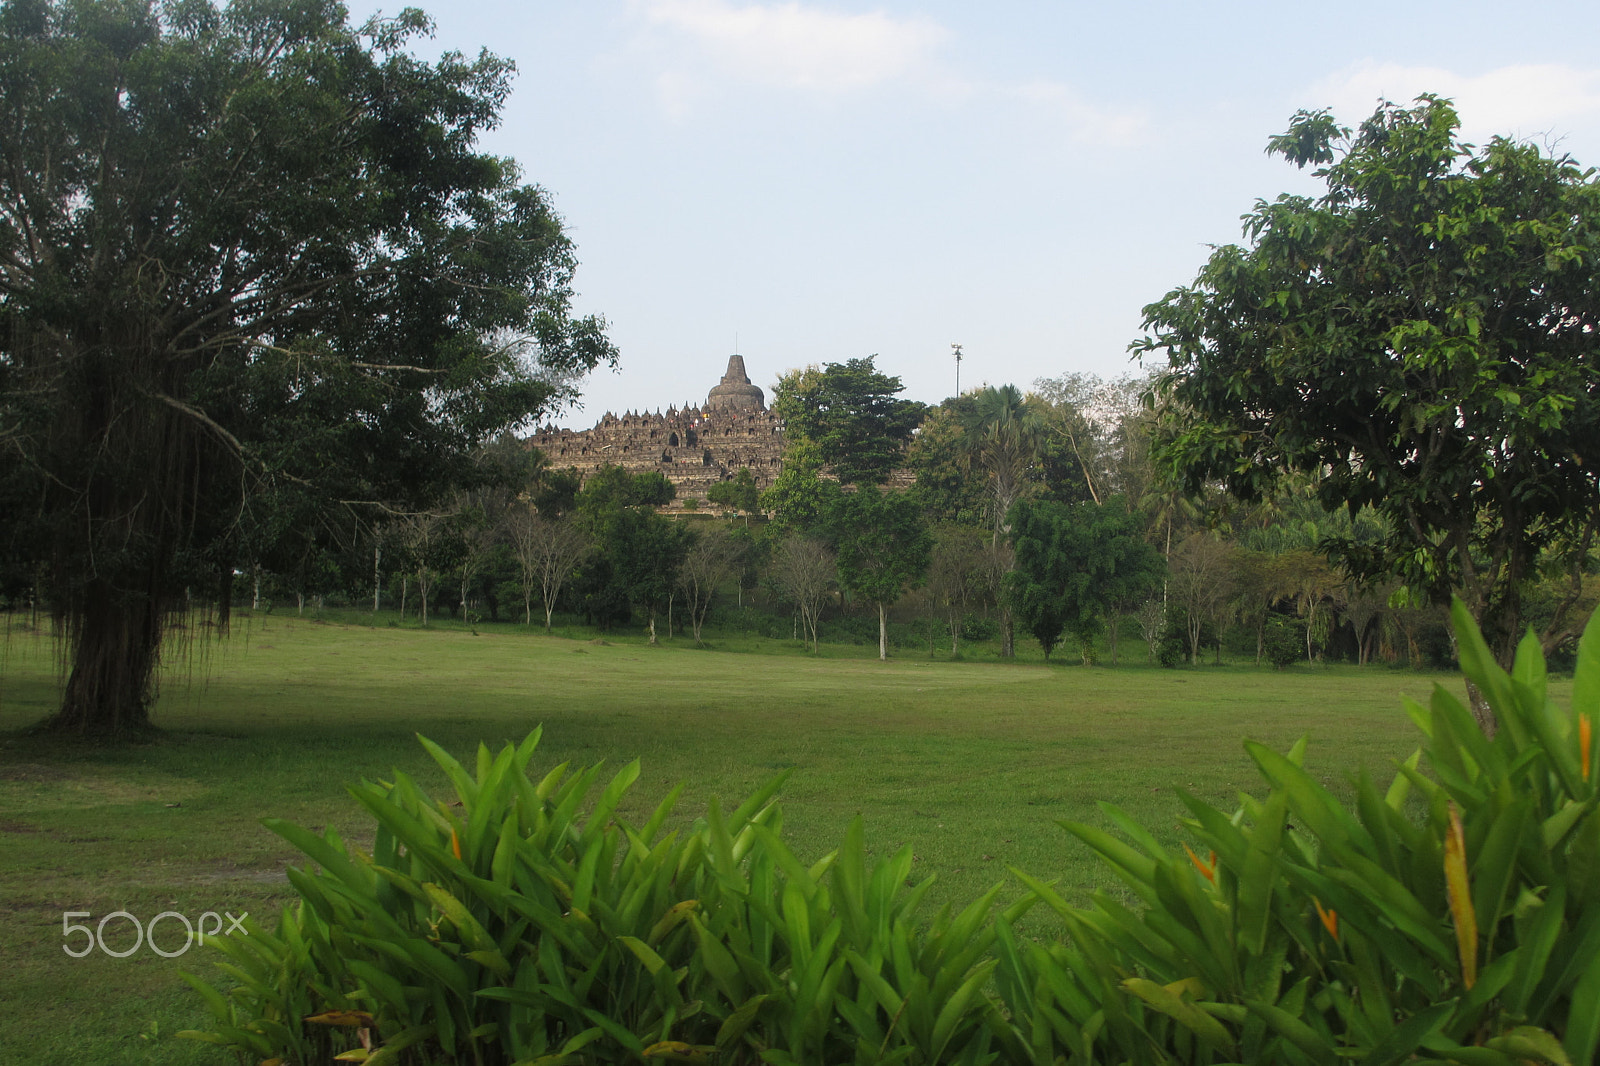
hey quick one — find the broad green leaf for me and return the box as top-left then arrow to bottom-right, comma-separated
1121,977 -> 1234,1051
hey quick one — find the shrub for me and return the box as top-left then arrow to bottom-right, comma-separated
1263,613 -> 1304,668
181,732 -> 1023,1065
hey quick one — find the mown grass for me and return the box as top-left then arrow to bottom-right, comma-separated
0,612 -> 1513,1065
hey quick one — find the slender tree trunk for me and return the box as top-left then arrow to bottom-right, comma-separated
217,563 -> 232,636
374,546 -> 382,613
46,579 -> 162,735
878,602 -> 888,661
251,566 -> 260,611
649,610 -> 658,645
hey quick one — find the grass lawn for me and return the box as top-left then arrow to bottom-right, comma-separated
0,612 -> 1512,1065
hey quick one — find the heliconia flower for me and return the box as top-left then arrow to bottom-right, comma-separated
451,828 -> 462,861
1183,843 -> 1216,883
1582,714 -> 1592,783
1312,897 -> 1339,941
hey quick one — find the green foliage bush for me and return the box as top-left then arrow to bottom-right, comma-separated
1264,614 -> 1304,668
186,601 -> 1600,1065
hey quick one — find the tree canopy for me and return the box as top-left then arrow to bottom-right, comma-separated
772,357 -> 924,485
1008,498 -> 1164,661
1135,96 -> 1600,669
0,0 -> 614,734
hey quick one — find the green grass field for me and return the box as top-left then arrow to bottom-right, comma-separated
0,613 -> 1516,1065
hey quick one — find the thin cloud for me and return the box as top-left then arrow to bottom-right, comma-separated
1308,60 -> 1600,148
638,0 -> 949,92
629,0 -> 1146,145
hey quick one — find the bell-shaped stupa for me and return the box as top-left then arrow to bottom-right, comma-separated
705,354 -> 765,414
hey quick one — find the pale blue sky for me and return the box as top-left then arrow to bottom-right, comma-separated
356,1 -> 1600,424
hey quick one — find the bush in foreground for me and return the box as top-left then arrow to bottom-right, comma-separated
184,601 -> 1600,1064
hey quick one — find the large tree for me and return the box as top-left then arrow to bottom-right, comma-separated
0,0 -> 614,734
772,356 -> 923,485
1136,96 -> 1600,686
1008,497 -> 1164,662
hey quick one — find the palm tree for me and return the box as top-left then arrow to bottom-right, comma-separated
962,385 -> 1046,546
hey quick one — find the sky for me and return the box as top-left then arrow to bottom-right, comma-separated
346,0 -> 1600,426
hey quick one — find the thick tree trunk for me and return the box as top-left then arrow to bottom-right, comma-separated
878,602 -> 888,661
46,580 -> 162,736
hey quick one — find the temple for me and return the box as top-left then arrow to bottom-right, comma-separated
526,356 -> 788,509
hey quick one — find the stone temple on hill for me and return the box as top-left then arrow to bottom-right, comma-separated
526,356 -> 787,507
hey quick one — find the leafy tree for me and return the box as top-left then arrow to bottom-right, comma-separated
576,465 -> 688,643
774,357 -> 924,485
529,466 -> 583,519
0,0 -> 614,735
1008,498 -> 1164,662
604,509 -> 693,644
831,486 -> 932,660
576,466 -> 675,514
906,399 -> 987,525
1136,96 -> 1600,693
760,439 -> 844,536
706,466 -> 760,521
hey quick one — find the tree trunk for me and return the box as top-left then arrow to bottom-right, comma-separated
1466,681 -> 1498,738
45,580 -> 161,736
878,602 -> 888,661
648,610 -> 658,645
217,563 -> 232,636
373,546 -> 382,613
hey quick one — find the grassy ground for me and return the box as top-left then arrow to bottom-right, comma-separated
0,612 -> 1512,1065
